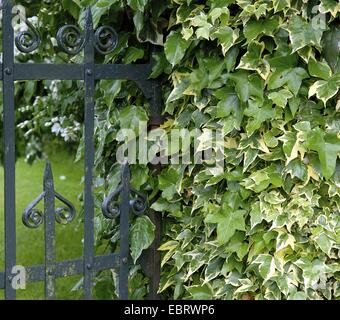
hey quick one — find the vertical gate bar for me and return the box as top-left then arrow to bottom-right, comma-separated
83,7 -> 95,300
2,0 -> 16,300
44,162 -> 56,299
119,164 -> 130,300
146,80 -> 163,300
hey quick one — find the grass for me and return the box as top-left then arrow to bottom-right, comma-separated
0,152 -> 84,299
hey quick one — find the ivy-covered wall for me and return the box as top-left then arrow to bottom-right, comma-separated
1,0 -> 339,300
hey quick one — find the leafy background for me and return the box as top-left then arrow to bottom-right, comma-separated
0,0 -> 339,299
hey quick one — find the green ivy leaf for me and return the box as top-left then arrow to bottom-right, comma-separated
295,258 -> 332,289
122,47 -> 144,64
127,0 -> 149,12
252,254 -> 276,282
164,30 -> 191,67
285,16 -> 324,52
268,67 -> 309,96
205,206 -> 246,244
319,0 -> 340,17
186,284 -> 213,300
308,74 -> 340,105
244,17 -> 280,42
118,105 -> 148,136
130,216 -> 155,263
308,58 -> 332,80
268,89 -> 293,108
305,128 -> 340,180
211,27 -> 239,55
62,0 -> 80,19
323,27 -> 340,73
272,0 -> 290,12
244,100 -> 275,135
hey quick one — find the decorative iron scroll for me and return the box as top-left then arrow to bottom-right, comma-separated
102,162 -> 147,219
14,9 -> 41,53
57,24 -> 118,55
94,25 -> 118,55
22,161 -> 76,228
56,24 -> 86,55
13,8 -> 119,55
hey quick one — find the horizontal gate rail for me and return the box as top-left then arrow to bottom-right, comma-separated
0,64 -> 154,94
1,1 -> 162,300
0,253 -> 120,289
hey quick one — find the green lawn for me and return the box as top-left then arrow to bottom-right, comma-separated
0,153 -> 84,299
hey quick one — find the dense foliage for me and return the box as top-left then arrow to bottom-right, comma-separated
1,0 -> 339,299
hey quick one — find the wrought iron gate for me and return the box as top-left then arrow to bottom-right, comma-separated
0,1 -> 162,300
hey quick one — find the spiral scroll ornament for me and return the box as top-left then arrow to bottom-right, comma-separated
102,185 -> 123,219
22,192 -> 45,228
22,191 -> 76,229
102,164 -> 148,220
15,13 -> 41,53
94,26 -> 118,55
56,25 -> 86,55
22,162 -> 76,229
129,189 -> 148,216
56,23 -> 118,55
54,192 -> 76,225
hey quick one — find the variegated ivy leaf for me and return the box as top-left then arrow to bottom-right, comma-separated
205,205 -> 246,245
308,58 -> 332,80
319,0 -> 340,17
267,67 -> 309,96
276,231 -> 295,252
237,41 -> 270,79
244,17 -> 280,43
186,284 -> 214,300
238,1 -> 268,20
250,201 -> 263,229
312,226 -> 335,256
268,89 -> 293,108
243,148 -> 258,173
210,27 -> 239,56
308,74 -> 340,105
285,16 -> 324,52
208,6 -> 230,24
279,130 -> 305,164
234,278 -> 258,294
242,164 -> 283,193
252,254 -> 277,282
188,12 -> 212,40
130,216 -> 155,264
272,0 -> 290,13
244,100 -> 275,135
295,258 -> 333,290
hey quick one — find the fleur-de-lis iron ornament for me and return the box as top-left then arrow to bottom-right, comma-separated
22,161 -> 76,228
102,162 -> 148,220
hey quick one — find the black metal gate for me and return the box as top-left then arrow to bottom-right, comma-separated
0,1 -> 162,300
